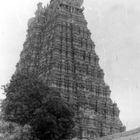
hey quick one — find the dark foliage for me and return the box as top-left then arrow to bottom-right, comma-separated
2,73 -> 75,140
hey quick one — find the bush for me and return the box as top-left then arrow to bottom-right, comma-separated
0,120 -> 33,140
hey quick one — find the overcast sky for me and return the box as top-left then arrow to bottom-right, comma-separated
0,0 -> 140,131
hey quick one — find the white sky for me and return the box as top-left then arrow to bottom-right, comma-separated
0,0 -> 140,131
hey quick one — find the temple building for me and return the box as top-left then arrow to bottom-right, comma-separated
16,0 -> 125,139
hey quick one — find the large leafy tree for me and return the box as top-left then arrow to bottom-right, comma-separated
2,73 -> 75,140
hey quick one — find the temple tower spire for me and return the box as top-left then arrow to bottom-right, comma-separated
16,0 -> 125,139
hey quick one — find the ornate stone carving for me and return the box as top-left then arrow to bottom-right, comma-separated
59,0 -> 84,7
28,17 -> 36,28
35,2 -> 45,17
16,0 -> 125,139
79,107 -> 96,119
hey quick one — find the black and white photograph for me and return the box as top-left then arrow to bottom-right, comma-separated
0,0 -> 140,140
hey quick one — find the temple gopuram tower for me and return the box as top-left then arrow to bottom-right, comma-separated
16,0 -> 125,139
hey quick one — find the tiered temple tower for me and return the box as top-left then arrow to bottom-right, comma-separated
16,0 -> 125,139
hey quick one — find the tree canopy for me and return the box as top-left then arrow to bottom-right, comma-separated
2,73 -> 75,140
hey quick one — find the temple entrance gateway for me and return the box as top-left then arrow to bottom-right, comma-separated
16,0 -> 125,139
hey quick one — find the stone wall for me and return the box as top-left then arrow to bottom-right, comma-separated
97,128 -> 140,140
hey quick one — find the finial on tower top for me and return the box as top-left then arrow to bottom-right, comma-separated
76,0 -> 84,7
70,0 -> 84,7
35,2 -> 45,17
37,2 -> 43,10
59,0 -> 84,7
